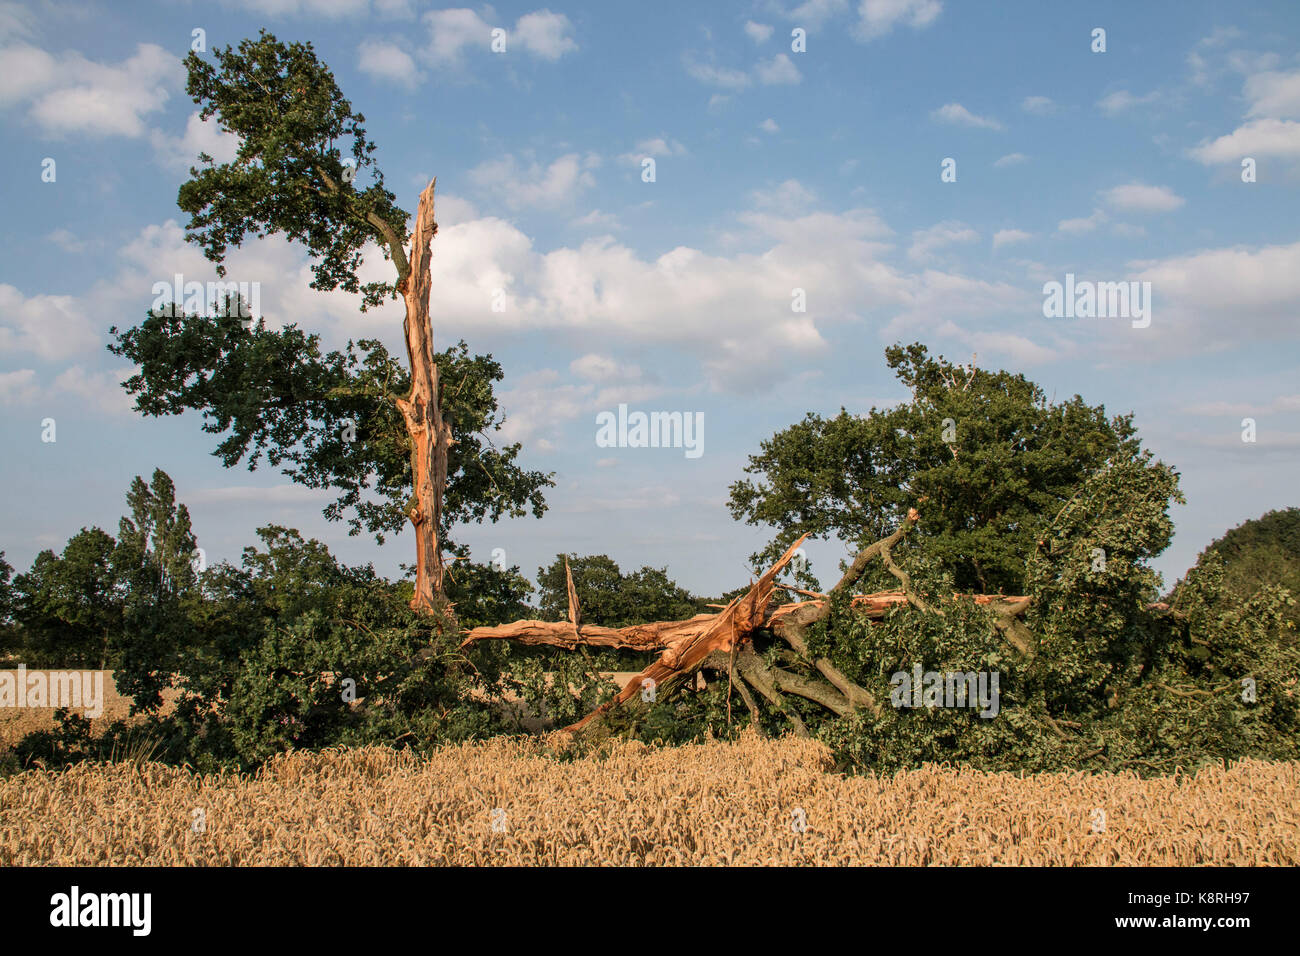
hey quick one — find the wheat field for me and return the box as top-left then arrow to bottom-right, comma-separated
2,732 -> 1296,866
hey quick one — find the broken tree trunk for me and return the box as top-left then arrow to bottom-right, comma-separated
563,534 -> 811,733
460,504 -> 1038,734
394,178 -> 454,617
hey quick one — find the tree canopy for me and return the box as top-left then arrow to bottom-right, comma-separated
728,342 -> 1143,593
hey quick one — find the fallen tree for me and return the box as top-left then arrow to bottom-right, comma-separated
461,507 -> 1036,735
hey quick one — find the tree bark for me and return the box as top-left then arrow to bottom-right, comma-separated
394,179 -> 452,617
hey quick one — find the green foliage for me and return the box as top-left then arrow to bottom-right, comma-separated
107,29 -> 552,563
728,342 -> 1139,593
444,551 -> 534,630
787,454 -> 1297,776
536,554 -> 702,626
1195,507 -> 1300,628
178,30 -> 407,307
110,470 -> 199,713
0,552 -> 14,657
12,529 -> 121,668
108,317 -> 552,548
156,525 -> 508,769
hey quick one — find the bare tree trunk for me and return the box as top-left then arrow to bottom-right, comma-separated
394,179 -> 452,617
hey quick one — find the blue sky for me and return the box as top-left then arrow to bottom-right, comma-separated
1,0 -> 1298,599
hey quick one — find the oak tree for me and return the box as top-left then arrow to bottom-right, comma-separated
109,32 -> 550,617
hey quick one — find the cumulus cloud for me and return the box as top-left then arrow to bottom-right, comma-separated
1130,240 -> 1300,352
1191,118 -> 1300,163
151,110 -> 241,173
0,41 -> 182,138
744,20 -> 774,43
684,57 -> 752,91
1096,89 -> 1160,114
992,228 -> 1032,249
511,10 -> 579,60
931,102 -> 1003,130
358,38 -> 421,87
227,0 -> 370,15
1021,95 -> 1055,115
1056,210 -> 1108,234
1240,70 -> 1300,119
421,7 -> 576,68
0,285 -> 101,359
1101,182 -> 1186,213
468,152 -> 597,209
50,365 -> 136,415
619,137 -> 686,163
908,220 -> 977,261
0,369 -> 39,405
755,53 -> 801,85
852,0 -> 943,40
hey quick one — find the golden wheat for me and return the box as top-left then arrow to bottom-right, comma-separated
1,732 -> 1295,865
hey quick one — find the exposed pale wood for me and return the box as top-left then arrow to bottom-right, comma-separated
564,534 -> 809,732
461,614 -> 716,651
394,178 -> 452,616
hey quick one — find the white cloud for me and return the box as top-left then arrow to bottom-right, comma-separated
1096,89 -> 1160,114
931,102 -> 1003,130
511,10 -> 578,60
755,53 -> 801,85
1190,118 -> 1300,163
0,285 -> 101,359
423,7 -> 490,65
227,0 -> 369,16
358,38 -> 421,87
50,365 -> 136,415
0,369 -> 39,405
422,8 -> 574,67
45,229 -> 95,254
992,229 -> 1032,249
1185,394 -> 1300,416
1056,210 -> 1108,234
1101,182 -> 1186,213
1021,95 -> 1055,115
759,118 -> 779,133
744,20 -> 774,43
747,178 -> 819,216
941,325 -> 1058,365
571,209 -> 621,230
1190,68 -> 1300,164
684,57 -> 751,90
1129,240 -> 1300,352
993,152 -> 1028,167
909,220 -> 977,261
620,137 -> 686,162
436,194 -> 480,226
468,153 -> 596,209
150,110 -> 241,173
570,353 -> 644,384
852,0 -> 942,40
495,365 -> 666,446
0,42 -> 182,138
786,0 -> 850,30
1244,70 -> 1300,119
